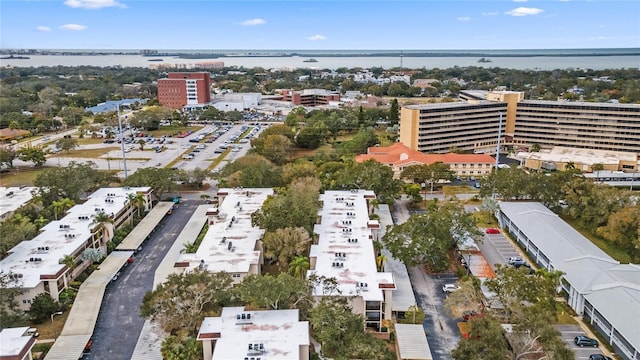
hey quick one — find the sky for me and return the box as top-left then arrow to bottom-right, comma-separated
1,0 -> 639,50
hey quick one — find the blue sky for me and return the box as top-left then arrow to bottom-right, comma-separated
1,0 -> 639,50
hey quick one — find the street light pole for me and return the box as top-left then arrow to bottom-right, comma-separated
117,104 -> 129,179
51,311 -> 63,323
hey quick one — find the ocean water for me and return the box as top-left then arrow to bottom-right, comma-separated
1,49 -> 639,70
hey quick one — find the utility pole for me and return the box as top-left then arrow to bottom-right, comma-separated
117,104 -> 128,179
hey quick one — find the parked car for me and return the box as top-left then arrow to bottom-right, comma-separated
588,355 -> 612,360
574,335 -> 599,347
485,228 -> 500,234
514,262 -> 536,274
442,284 -> 461,293
462,310 -> 483,321
508,256 -> 526,266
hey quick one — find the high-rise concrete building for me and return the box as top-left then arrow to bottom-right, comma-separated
400,91 -> 640,154
157,72 -> 211,109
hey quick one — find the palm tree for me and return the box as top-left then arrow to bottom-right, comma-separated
288,256 -> 310,279
128,193 -> 145,217
52,198 -> 75,220
137,139 -> 146,151
61,255 -> 76,270
34,216 -> 49,229
376,253 -> 387,271
180,241 -> 199,254
564,161 -> 576,171
93,211 -> 114,243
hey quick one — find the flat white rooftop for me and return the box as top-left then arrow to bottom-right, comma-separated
0,327 -> 34,357
0,186 -> 36,220
309,190 -> 394,301
198,306 -> 309,360
177,188 -> 273,273
0,187 -> 150,289
517,146 -> 638,165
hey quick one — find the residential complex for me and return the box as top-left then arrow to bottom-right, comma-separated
355,142 -> 495,178
278,89 -> 340,106
516,146 -> 639,172
174,188 -> 273,281
400,91 -> 640,155
157,72 -> 212,109
308,190 -> 396,332
0,187 -> 152,309
0,186 -> 36,222
197,307 -> 309,360
498,202 -> 640,360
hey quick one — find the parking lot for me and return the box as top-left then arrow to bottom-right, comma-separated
556,325 -> 609,359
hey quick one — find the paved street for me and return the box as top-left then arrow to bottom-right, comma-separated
391,196 -> 460,360
86,200 -> 198,360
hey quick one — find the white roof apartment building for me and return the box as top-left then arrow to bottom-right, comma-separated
197,306 -> 309,360
0,186 -> 37,222
0,187 -> 152,309
308,190 -> 396,332
497,202 -> 640,360
174,188 -> 273,281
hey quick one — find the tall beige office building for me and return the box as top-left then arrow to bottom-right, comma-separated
400,91 -> 640,154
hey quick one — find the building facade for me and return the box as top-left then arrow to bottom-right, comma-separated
400,91 -> 640,155
355,143 -> 495,178
0,187 -> 152,309
308,190 -> 395,333
158,72 -> 212,109
279,89 -> 340,106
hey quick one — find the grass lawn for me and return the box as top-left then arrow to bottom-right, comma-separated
472,210 -> 499,228
561,215 -> 631,263
75,138 -> 105,145
145,126 -> 202,137
0,166 -> 46,186
443,185 -> 479,196
33,310 -> 70,339
54,147 -> 119,158
555,301 -> 577,325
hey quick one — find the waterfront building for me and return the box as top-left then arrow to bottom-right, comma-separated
400,91 -> 640,155
308,190 -> 395,333
158,72 -> 212,109
0,187 -> 152,308
355,142 -> 495,178
197,307 -> 309,360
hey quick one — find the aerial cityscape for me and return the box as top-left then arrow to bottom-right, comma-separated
0,1 -> 639,360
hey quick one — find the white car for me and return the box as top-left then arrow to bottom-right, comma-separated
442,284 -> 461,293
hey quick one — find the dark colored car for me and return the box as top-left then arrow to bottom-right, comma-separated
588,355 -> 612,360
575,335 -> 599,347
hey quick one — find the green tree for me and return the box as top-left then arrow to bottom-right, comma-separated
398,305 -> 426,324
93,211 -> 114,242
388,98 -> 399,125
52,198 -> 75,221
123,167 -> 177,200
0,148 -> 17,168
0,215 -> 38,258
262,227 -> 311,270
382,201 -> 481,270
289,256 -> 310,279
28,293 -> 61,324
597,205 -> 640,258
80,248 -> 105,264
331,159 -> 403,204
0,272 -> 28,329
128,192 -> 146,217
17,147 -> 46,167
140,269 -> 233,336
137,139 -> 146,151
451,315 -> 511,360
160,336 -> 202,360
34,161 -> 109,203
234,273 -> 314,314
251,177 -> 321,233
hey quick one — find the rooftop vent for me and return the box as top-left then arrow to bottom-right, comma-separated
59,224 -> 71,230
221,236 -> 226,244
78,215 -> 90,221
346,202 -> 355,207
236,312 -> 253,325
347,238 -> 358,243
227,241 -> 233,250
105,198 -> 115,203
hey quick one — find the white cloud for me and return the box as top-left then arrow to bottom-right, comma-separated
60,24 -> 88,31
64,0 -> 126,9
238,18 -> 266,26
306,34 -> 327,41
513,0 -> 528,2
457,16 -> 471,22
588,36 -> 609,41
36,26 -> 51,32
482,11 -> 499,16
505,7 -> 544,16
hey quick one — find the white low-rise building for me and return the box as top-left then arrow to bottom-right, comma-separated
174,188 -> 273,281
197,306 -> 309,360
0,327 -> 37,360
0,187 -> 152,308
308,190 -> 396,332
0,186 -> 36,222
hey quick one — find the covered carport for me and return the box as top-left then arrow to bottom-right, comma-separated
116,202 -> 173,251
46,251 -> 134,360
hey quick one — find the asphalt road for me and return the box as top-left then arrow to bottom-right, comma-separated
391,197 -> 460,360
86,200 -> 198,360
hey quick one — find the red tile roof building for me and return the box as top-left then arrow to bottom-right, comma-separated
157,72 -> 211,109
355,142 -> 495,178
